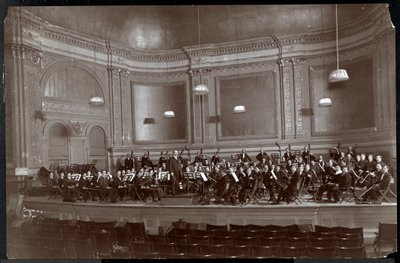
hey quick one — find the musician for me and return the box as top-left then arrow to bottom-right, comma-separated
98,171 -> 110,202
331,147 -> 341,162
283,148 -> 294,163
375,155 -> 386,168
328,166 -> 352,203
362,165 -> 391,202
366,154 -> 377,172
134,156 -> 141,172
194,151 -> 204,164
276,165 -> 299,204
89,171 -> 99,201
358,154 -> 368,171
263,165 -> 276,202
338,152 -> 346,165
141,152 -> 154,169
62,173 -> 78,202
115,170 -> 127,201
346,146 -> 357,159
169,150 -> 182,195
256,149 -> 269,163
237,168 -> 254,204
125,154 -> 134,171
345,154 -> 356,171
158,151 -> 168,168
211,151 -> 220,166
238,149 -> 252,163
316,165 -> 342,202
302,145 -> 314,164
109,174 -> 122,203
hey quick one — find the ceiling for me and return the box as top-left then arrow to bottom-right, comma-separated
22,4 -> 375,50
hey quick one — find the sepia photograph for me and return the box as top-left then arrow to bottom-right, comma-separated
4,3 -> 397,259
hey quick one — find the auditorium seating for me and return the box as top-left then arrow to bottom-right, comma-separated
8,216 -> 372,259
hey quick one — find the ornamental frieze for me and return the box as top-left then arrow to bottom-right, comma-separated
42,101 -> 108,116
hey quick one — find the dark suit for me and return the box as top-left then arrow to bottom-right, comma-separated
239,153 -> 252,163
362,172 -> 391,201
125,158 -> 134,170
169,156 -> 182,194
329,172 -> 352,202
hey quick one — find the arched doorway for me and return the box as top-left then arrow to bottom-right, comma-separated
48,123 -> 69,167
88,126 -> 107,171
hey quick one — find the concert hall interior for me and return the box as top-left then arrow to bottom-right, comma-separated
5,4 -> 397,259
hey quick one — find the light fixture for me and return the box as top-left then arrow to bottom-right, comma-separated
328,4 -> 349,83
192,5 -> 209,95
88,40 -> 105,106
163,110 -> 175,118
143,117 -> 156,124
318,97 -> 333,107
233,105 -> 246,114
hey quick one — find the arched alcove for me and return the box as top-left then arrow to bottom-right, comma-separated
88,126 -> 107,171
48,123 -> 69,166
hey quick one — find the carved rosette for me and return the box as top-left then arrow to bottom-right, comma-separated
69,120 -> 87,135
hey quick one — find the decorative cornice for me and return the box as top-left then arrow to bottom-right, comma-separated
11,5 -> 391,65
42,100 -> 108,116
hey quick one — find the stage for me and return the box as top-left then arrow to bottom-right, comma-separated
21,196 -> 396,244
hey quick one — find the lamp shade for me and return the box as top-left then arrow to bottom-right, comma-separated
193,84 -> 209,95
163,110 -> 175,118
318,97 -> 333,107
89,96 -> 105,106
328,69 -> 349,83
233,105 -> 246,113
143,117 -> 156,124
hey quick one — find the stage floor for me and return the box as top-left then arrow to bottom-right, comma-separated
21,195 -> 396,244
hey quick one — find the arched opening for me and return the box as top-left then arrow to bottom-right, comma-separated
88,126 -> 106,171
48,123 -> 69,166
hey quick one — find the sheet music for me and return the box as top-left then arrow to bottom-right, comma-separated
231,172 -> 239,182
198,172 -> 208,181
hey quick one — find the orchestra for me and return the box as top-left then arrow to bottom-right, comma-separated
43,144 -> 392,205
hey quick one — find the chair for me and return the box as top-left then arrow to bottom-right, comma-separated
131,241 -> 154,253
53,238 -> 75,257
126,222 -> 146,241
374,223 -> 397,257
309,237 -> 337,247
247,224 -> 265,230
111,252 -> 132,259
258,236 -> 283,246
159,252 -> 185,259
176,243 -> 200,255
245,229 -> 264,237
186,253 -> 215,258
286,230 -> 310,238
282,224 -> 301,231
206,224 -> 227,231
133,251 -> 160,259
168,234 -> 188,244
97,221 -> 116,231
315,225 -> 335,233
153,242 -> 176,254
212,235 -> 234,245
200,244 -> 225,257
114,226 -> 131,246
45,247 -> 67,259
93,231 -> 113,258
263,229 -> 287,237
335,246 -> 365,258
146,234 -> 168,243
253,245 -> 280,257
234,236 -> 257,245
225,244 -> 253,257
263,224 -> 284,231
229,224 -> 249,231
308,246 -> 336,258
62,230 -> 79,240
310,231 -> 337,238
73,239 -> 96,259
189,235 -> 211,245
336,237 -> 362,247
280,246 -> 308,258
283,237 -> 309,247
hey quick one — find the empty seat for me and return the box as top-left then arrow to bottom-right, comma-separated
176,243 -> 200,255
111,251 -> 132,259
93,231 -> 113,257
159,252 -> 185,259
258,236 -> 283,246
374,223 -> 397,257
263,229 -> 287,237
225,244 -> 253,257
53,238 -> 75,257
131,241 -> 154,253
336,237 -> 362,247
153,242 -> 176,254
200,244 -> 225,257
206,224 -> 227,231
280,246 -> 308,258
247,224 -> 265,230
146,234 -> 168,244
189,235 -> 211,245
335,246 -> 365,258
286,230 -> 311,238
315,225 -> 334,233
212,235 -> 234,245
253,245 -> 280,257
126,222 -> 146,241
62,230 -> 79,240
168,234 -> 188,244
229,224 -> 249,231
234,236 -> 257,245
133,251 -> 159,259
283,237 -> 309,247
310,231 -> 337,238
308,246 -> 336,258
309,237 -> 337,247
186,253 -> 215,258
73,239 -> 96,259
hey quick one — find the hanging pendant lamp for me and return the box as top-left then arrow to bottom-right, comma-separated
193,5 -> 209,95
318,97 -> 333,107
163,110 -> 175,118
328,4 -> 349,83
233,105 -> 246,114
